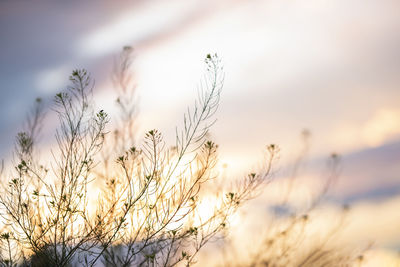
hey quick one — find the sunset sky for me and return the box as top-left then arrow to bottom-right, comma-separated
1,0 -> 399,264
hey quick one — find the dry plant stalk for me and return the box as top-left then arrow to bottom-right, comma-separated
221,133 -> 366,267
0,51 -> 277,267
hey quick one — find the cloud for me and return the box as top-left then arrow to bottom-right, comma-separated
75,0 -> 205,58
362,109 -> 400,147
35,64 -> 72,93
331,108 -> 400,154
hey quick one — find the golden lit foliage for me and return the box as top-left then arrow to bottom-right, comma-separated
0,51 -> 277,267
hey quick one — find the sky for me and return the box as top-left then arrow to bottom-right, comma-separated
1,0 -> 400,264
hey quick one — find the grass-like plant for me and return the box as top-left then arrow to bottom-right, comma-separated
217,133 -> 368,267
0,50 -> 277,267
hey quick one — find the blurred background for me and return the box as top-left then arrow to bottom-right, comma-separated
1,0 -> 400,265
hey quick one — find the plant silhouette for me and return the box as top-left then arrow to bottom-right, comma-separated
0,50 -> 277,267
